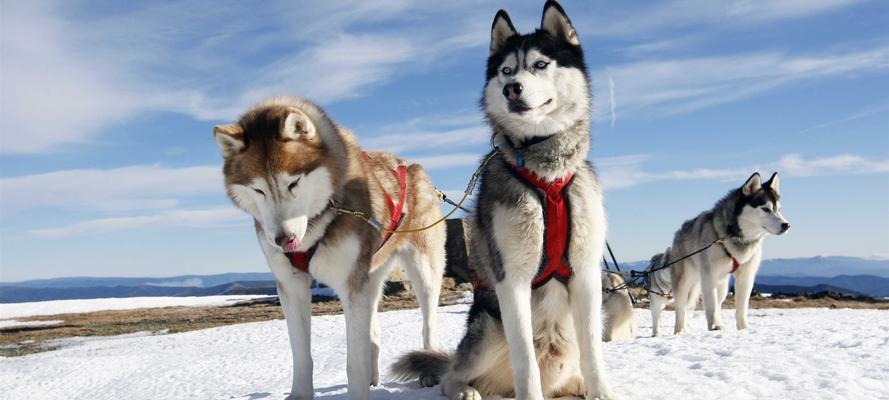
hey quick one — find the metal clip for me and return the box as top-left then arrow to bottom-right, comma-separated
366,218 -> 383,231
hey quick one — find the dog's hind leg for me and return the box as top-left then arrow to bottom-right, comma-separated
401,243 -> 444,349
440,312 -> 498,400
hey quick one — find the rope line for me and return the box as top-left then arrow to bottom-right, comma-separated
331,150 -> 499,234
604,237 -> 726,296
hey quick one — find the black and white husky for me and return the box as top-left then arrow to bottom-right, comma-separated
648,173 -> 790,336
393,2 -> 614,399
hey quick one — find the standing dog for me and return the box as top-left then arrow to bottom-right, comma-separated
650,173 -> 790,335
393,2 -> 614,399
644,249 -> 674,337
213,96 -> 446,400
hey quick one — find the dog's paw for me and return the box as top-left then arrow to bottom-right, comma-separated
450,387 -> 482,400
709,324 -> 723,331
285,391 -> 313,400
585,383 -> 616,400
585,390 -> 616,400
419,374 -> 440,388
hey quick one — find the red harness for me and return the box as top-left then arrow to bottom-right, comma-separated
288,159 -> 408,274
505,166 -> 575,288
722,245 -> 741,273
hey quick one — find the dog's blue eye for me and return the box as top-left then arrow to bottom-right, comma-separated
761,207 -> 771,213
534,61 -> 549,69
501,66 -> 512,75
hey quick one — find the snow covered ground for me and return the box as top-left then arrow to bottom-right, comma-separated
1,304 -> 887,400
0,295 -> 267,319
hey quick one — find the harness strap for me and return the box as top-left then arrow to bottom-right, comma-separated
723,245 -> 741,273
289,245 -> 318,274
510,165 -> 575,289
378,163 -> 408,250
720,243 -> 741,274
287,155 -> 408,274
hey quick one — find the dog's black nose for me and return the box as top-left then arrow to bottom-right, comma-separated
503,82 -> 523,101
781,223 -> 790,232
274,234 -> 291,247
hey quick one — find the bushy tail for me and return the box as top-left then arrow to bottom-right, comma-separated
390,350 -> 451,385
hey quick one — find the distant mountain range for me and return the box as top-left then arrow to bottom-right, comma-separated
0,281 -> 278,303
0,272 -> 274,289
1,256 -> 886,303
614,256 -> 889,278
755,275 -> 889,297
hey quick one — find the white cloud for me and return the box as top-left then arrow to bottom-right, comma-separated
0,164 -> 222,214
1,0 -> 874,154
799,103 -> 889,133
776,154 -> 889,176
594,47 -> 889,120
583,0 -> 866,37
362,126 -> 489,154
0,1 -> 477,154
0,2 -> 141,153
607,75 -> 617,127
597,153 -> 889,190
405,153 -> 482,170
30,207 -> 246,238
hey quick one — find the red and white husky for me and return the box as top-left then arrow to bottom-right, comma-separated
213,96 -> 446,400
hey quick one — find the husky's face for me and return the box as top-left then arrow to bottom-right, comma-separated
214,107 -> 338,253
483,2 -> 590,138
735,173 -> 790,238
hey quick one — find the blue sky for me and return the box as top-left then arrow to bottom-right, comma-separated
1,1 -> 888,282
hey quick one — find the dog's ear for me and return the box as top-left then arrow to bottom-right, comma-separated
764,172 -> 780,194
541,0 -> 579,46
213,124 -> 245,158
490,10 -> 517,54
281,108 -> 316,141
741,172 -> 762,196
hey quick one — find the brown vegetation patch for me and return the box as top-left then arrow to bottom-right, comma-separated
0,278 -> 471,357
2,279 -> 884,357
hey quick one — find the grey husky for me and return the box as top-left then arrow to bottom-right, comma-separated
393,2 -> 614,399
648,173 -> 790,336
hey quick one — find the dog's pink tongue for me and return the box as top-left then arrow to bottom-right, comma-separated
282,238 -> 301,253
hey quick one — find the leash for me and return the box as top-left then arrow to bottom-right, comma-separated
602,240 -> 637,304
330,150 -> 499,234
604,237 -> 726,295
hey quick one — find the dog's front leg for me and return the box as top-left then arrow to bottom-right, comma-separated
700,268 -> 722,331
649,293 -> 668,337
495,279 -> 543,400
733,250 -> 762,330
569,272 -> 614,400
342,284 -> 374,400
258,233 -> 314,400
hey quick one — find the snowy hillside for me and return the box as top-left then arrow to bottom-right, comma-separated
1,304 -> 887,400
0,295 -> 266,319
